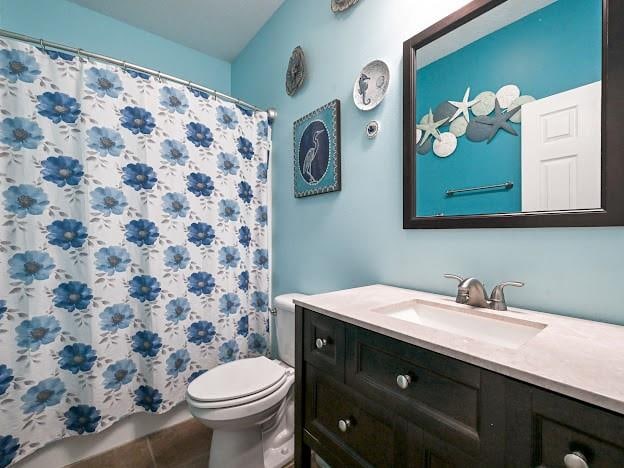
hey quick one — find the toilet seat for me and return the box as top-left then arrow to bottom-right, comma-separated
188,356 -> 286,403
187,373 -> 289,409
187,372 -> 295,426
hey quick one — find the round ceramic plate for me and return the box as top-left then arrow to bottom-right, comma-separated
285,46 -> 305,97
353,60 -> 390,111
331,0 -> 360,13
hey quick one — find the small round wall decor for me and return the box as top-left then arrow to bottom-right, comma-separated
496,84 -> 520,109
433,132 -> 457,158
366,120 -> 380,139
471,91 -> 496,116
353,60 -> 390,111
449,115 -> 468,137
286,46 -> 305,97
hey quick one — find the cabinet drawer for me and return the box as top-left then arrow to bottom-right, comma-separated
507,382 -> 624,467
346,326 -> 485,452
303,309 -> 345,380
304,364 -> 400,467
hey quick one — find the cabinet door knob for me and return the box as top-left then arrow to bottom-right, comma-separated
564,451 -> 589,468
396,374 -> 412,390
338,418 -> 352,433
315,338 -> 327,349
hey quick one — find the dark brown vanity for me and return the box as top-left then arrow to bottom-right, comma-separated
295,307 -> 624,467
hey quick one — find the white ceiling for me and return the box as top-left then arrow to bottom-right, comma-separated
68,0 -> 286,62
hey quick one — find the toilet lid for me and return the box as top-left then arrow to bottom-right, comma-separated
187,356 -> 286,402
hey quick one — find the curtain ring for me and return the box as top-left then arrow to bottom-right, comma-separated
156,71 -> 162,82
77,48 -> 85,62
122,61 -> 127,71
39,39 -> 46,51
212,89 -> 217,101
187,80 -> 192,90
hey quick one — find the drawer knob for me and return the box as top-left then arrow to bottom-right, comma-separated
338,418 -> 352,433
396,374 -> 412,390
315,338 -> 327,349
564,451 -> 589,468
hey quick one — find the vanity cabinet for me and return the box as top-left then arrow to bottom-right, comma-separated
295,307 -> 624,467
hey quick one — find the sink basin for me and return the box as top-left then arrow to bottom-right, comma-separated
374,299 -> 546,349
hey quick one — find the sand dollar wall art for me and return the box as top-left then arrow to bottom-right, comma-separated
416,83 -> 534,158
293,100 -> 341,197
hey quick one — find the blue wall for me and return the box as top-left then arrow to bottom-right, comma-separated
416,0 -> 602,216
233,0 -> 624,326
0,0 -> 231,93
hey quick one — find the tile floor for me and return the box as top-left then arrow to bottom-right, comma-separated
67,419 -> 212,468
64,418 -> 307,467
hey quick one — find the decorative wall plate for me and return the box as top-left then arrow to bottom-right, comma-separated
293,100 -> 341,197
353,60 -> 390,111
286,46 -> 305,97
331,0 -> 360,13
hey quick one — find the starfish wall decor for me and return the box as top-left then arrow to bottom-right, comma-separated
416,84 -> 530,156
474,98 -> 520,144
448,87 -> 480,123
416,109 -> 448,143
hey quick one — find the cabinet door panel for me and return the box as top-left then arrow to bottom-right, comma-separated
406,422 -> 479,468
506,380 -> 624,467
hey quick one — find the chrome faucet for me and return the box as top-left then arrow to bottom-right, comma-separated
444,274 -> 524,311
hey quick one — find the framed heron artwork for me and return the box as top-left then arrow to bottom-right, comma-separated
293,99 -> 341,197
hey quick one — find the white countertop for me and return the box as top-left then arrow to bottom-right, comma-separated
294,284 -> 624,415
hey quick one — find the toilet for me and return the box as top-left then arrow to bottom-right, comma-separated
186,293 -> 306,468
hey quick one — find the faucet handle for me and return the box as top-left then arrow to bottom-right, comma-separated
443,274 -> 464,284
490,281 -> 524,311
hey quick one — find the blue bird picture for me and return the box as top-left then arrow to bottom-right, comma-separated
293,99 -> 340,197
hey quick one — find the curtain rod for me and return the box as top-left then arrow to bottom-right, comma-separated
0,27 -> 277,122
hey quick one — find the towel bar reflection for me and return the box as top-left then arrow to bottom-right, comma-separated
445,181 -> 513,197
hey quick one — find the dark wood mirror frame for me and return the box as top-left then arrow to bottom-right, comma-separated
403,0 -> 623,229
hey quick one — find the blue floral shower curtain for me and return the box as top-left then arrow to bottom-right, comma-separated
0,37 -> 271,467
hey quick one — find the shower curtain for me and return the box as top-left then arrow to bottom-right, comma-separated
0,37 -> 271,467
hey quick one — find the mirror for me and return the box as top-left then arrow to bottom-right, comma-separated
403,0 -> 624,229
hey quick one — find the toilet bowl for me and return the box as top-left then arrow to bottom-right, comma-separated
186,293 -> 306,468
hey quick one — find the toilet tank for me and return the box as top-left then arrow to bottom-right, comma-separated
273,293 -> 307,367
